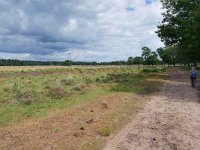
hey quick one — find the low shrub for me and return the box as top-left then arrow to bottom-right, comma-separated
49,87 -> 67,99
16,90 -> 35,105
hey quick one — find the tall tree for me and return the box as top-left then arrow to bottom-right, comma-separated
127,57 -> 134,65
157,0 -> 200,65
141,47 -> 151,64
146,52 -> 159,66
157,47 -> 170,66
133,57 -> 144,65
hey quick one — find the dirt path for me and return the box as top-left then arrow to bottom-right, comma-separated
104,69 -> 200,150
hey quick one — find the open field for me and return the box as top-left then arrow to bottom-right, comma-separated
0,66 -> 167,150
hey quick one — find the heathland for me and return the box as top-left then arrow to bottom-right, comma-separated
0,66 -> 166,149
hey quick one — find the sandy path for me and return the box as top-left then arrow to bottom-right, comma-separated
104,69 -> 200,150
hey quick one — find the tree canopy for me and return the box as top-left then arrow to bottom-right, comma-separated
141,47 -> 159,65
156,0 -> 200,65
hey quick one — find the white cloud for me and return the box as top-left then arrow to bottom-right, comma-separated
0,0 -> 164,61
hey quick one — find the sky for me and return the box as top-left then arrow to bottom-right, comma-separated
0,0 -> 164,62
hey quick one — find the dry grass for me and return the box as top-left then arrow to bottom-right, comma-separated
0,93 -> 150,150
3,86 -> 11,93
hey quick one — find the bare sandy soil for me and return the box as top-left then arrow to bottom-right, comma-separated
104,69 -> 200,150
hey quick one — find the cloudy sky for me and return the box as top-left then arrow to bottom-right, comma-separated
0,0 -> 163,62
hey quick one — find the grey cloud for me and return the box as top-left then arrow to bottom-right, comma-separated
0,0 -> 163,61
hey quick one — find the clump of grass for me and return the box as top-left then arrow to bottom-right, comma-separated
72,84 -> 82,91
77,68 -> 83,73
12,83 -> 19,92
45,85 -> 51,89
95,74 -> 110,83
61,76 -> 76,86
16,90 -> 35,105
98,127 -> 111,137
12,82 -> 36,105
3,86 -> 11,93
49,87 -> 67,99
52,128 -> 60,133
71,84 -> 87,94
84,77 -> 94,84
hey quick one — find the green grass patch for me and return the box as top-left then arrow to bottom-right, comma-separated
110,74 -> 144,93
142,67 -> 166,73
98,127 -> 112,137
0,88 -> 108,128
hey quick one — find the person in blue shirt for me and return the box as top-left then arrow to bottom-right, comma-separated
190,67 -> 197,88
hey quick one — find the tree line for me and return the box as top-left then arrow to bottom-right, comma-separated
0,59 -> 126,66
0,59 -> 131,66
0,46 -> 168,66
0,44 -> 185,67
